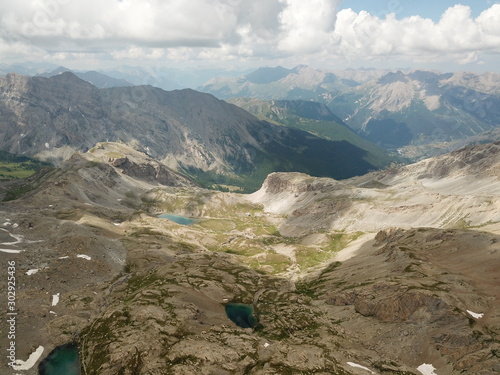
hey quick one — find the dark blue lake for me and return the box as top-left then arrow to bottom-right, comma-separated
225,303 -> 257,328
158,213 -> 196,225
38,343 -> 80,375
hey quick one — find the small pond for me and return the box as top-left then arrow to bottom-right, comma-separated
225,303 -> 257,328
38,343 -> 80,375
158,213 -> 196,225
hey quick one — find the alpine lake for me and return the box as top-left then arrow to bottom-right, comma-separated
225,303 -> 257,328
157,213 -> 197,225
38,343 -> 80,375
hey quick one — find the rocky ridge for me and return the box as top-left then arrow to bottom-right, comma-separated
0,72 -> 382,191
249,142 -> 500,236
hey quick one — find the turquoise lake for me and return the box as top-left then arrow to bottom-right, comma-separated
38,343 -> 80,375
225,303 -> 257,328
158,213 -> 196,225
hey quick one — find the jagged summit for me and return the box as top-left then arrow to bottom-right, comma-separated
377,70 -> 408,84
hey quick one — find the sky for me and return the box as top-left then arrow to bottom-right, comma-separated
1,0 -> 500,73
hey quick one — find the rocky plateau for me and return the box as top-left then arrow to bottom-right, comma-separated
0,141 -> 499,374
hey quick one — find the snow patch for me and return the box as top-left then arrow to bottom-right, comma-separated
347,362 -> 375,374
417,363 -> 438,375
467,310 -> 484,319
263,343 -> 270,348
58,256 -> 69,259
45,142 -> 49,148
26,269 -> 39,275
51,293 -> 60,306
0,230 -> 24,245
0,248 -> 23,254
11,345 -> 44,371
77,254 -> 92,260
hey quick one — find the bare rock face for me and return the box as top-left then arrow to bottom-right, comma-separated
259,172 -> 344,195
248,172 -> 354,236
319,227 -> 500,374
374,227 -> 401,244
330,284 -> 447,323
412,141 -> 500,180
118,157 -> 190,186
89,142 -> 197,188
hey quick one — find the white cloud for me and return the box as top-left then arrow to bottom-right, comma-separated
330,4 -> 500,64
111,47 -> 164,60
0,1 -> 500,70
278,0 -> 340,53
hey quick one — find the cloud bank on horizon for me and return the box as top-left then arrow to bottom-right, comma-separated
1,0 -> 499,71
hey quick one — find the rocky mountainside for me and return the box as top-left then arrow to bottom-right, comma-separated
340,70 -> 500,148
0,72 -> 384,192
0,141 -> 499,374
249,141 -> 500,236
310,226 -> 500,374
200,66 -> 500,159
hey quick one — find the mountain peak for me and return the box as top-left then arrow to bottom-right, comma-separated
48,70 -> 97,88
377,71 -> 408,84
52,66 -> 72,74
292,64 -> 309,71
245,66 -> 292,84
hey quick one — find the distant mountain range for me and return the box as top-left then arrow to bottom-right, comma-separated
0,62 -> 249,90
0,72 -> 394,191
199,66 -> 500,158
37,66 -> 134,89
7,63 -> 499,161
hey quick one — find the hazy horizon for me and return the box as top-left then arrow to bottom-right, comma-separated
1,1 -> 500,75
